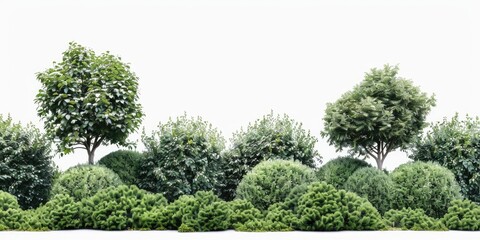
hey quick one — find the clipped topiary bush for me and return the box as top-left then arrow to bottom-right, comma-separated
98,150 -> 144,186
442,199 -> 480,230
161,191 -> 231,232
391,161 -> 462,218
138,114 -> 225,202
81,185 -> 167,230
344,167 -> 393,214
296,182 -> 384,231
36,194 -> 82,230
316,156 -> 371,189
51,164 -> 123,201
383,208 -> 446,230
235,159 -> 316,210
0,115 -> 55,209
0,191 -> 25,230
221,112 -> 321,200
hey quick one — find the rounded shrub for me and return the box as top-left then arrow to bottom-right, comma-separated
82,185 -> 168,230
390,161 -> 462,218
442,199 -> 480,230
344,167 -> 393,214
316,156 -> 371,189
228,199 -> 263,229
51,164 -> 123,201
296,182 -> 384,231
236,159 -> 316,210
0,191 -> 24,230
221,112 -> 321,200
383,208 -> 446,230
0,115 -> 55,209
36,194 -> 82,230
138,114 -> 225,202
98,150 -> 143,185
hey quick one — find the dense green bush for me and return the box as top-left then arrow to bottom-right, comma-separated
36,194 -> 82,230
411,115 -> 480,202
138,115 -> 225,202
235,160 -> 316,210
0,191 -> 25,230
344,167 -> 393,214
81,185 -> 167,230
296,182 -> 384,231
316,156 -> 371,189
0,115 -> 55,209
442,199 -> 480,230
221,112 -> 321,200
51,165 -> 123,201
391,161 -> 462,218
228,199 -> 263,229
161,191 -> 231,231
98,150 -> 144,185
235,219 -> 293,232
383,208 -> 446,230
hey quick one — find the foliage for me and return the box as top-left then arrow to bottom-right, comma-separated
442,199 -> 480,230
221,112 -> 321,200
35,42 -> 144,164
36,194 -> 82,230
51,165 -> 123,201
344,167 -> 393,214
0,191 -> 24,230
264,203 -> 299,229
138,114 -> 225,202
82,185 -> 168,230
98,150 -> 143,185
235,219 -> 293,232
390,161 -> 462,218
296,182 -> 384,231
0,115 -> 55,209
235,159 -> 316,210
321,64 -> 435,169
383,208 -> 446,230
315,156 -> 371,189
411,114 -> 480,202
228,199 -> 263,229
160,191 -> 231,231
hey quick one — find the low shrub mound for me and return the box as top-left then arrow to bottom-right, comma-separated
316,156 -> 371,189
36,194 -> 82,230
296,182 -> 384,231
0,191 -> 24,230
235,159 -> 316,210
98,150 -> 144,185
442,199 -> 480,230
82,185 -> 167,230
228,199 -> 263,229
344,167 -> 393,214
51,165 -> 123,201
391,162 -> 462,218
383,208 -> 446,230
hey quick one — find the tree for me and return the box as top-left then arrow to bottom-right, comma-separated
220,112 -> 321,200
411,114 -> 480,202
35,42 -> 144,164
321,65 -> 435,169
0,115 -> 55,209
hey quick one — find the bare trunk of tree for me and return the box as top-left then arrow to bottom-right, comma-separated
364,141 -> 390,170
88,150 -> 95,165
83,136 -> 104,165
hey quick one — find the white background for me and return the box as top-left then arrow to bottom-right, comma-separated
1,0 -> 479,171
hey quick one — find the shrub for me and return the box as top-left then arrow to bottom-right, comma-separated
235,219 -> 293,232
235,160 -> 316,210
82,185 -> 167,230
138,114 -> 225,202
383,208 -> 446,230
344,167 -> 393,214
161,191 -> 231,232
228,199 -> 263,229
221,112 -> 321,200
316,156 -> 371,189
411,114 -> 480,202
98,150 -> 143,186
390,161 -> 462,218
296,182 -> 384,231
51,165 -> 123,201
0,115 -> 55,209
36,194 -> 82,230
0,191 -> 24,230
264,203 -> 299,229
442,199 -> 480,230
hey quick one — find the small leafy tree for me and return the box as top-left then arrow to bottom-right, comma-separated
411,114 -> 480,202
35,42 -> 144,164
221,112 -> 320,200
321,65 -> 435,169
0,115 -> 55,209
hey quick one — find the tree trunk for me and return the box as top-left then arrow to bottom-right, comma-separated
88,150 -> 95,165
376,159 -> 383,170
